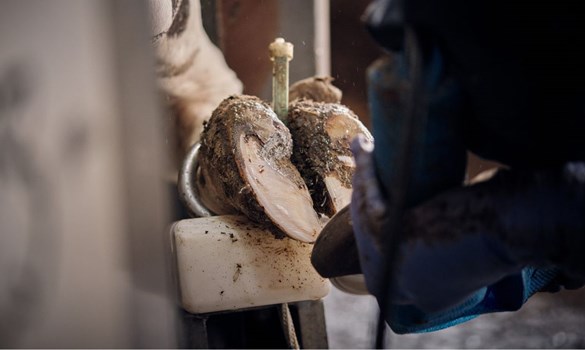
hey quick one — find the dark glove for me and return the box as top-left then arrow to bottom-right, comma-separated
351,133 -> 585,333
354,40 -> 585,332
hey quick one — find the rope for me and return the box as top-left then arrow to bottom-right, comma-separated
280,303 -> 300,349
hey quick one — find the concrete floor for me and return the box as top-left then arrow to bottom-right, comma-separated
323,285 -> 585,348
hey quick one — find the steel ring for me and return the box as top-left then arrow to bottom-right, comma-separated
178,142 -> 214,217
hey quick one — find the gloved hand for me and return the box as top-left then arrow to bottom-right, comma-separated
357,0 -> 585,335
351,134 -> 585,333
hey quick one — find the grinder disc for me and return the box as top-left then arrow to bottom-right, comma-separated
311,205 -> 362,278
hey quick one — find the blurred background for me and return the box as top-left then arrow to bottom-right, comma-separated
1,0 -> 583,348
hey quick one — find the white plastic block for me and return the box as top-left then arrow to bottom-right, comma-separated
172,215 -> 330,314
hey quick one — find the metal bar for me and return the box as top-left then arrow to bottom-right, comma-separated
314,0 -> 331,76
179,311 -> 210,349
269,38 -> 294,121
178,142 -> 213,218
293,300 -> 329,349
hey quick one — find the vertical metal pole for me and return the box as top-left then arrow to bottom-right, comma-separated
269,38 -> 294,121
269,37 -> 301,350
314,0 -> 331,76
293,300 -> 329,349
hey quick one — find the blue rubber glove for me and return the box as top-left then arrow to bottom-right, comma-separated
351,135 -> 585,333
